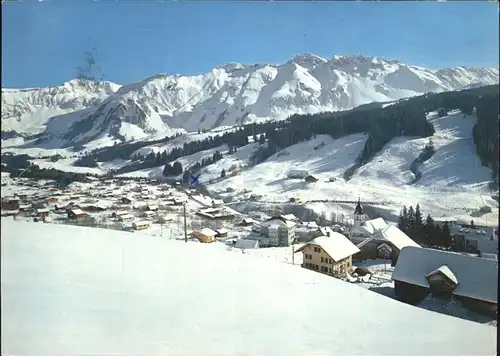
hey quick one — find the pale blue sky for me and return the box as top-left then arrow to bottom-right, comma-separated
2,0 -> 499,88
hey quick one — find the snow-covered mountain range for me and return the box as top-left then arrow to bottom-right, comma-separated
2,54 -> 498,149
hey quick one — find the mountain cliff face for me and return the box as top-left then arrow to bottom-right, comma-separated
2,54 -> 498,148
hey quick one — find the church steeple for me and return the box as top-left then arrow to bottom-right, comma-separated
354,198 -> 363,216
353,198 -> 366,227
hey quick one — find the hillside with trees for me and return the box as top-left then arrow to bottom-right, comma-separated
46,85 -> 499,184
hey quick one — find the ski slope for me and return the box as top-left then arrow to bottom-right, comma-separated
1,219 -> 496,356
416,110 -> 493,190
351,136 -> 429,186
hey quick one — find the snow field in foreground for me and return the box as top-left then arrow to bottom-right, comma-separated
1,219 -> 497,356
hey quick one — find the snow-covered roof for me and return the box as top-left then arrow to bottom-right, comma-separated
392,247 -> 498,303
115,211 -> 130,216
364,218 -> 387,232
234,239 -> 259,249
198,228 -> 217,237
432,216 -> 458,223
426,265 -> 459,285
280,213 -> 298,221
350,225 -> 374,235
133,220 -> 150,226
119,213 -> 134,220
372,225 -> 420,251
299,221 -> 318,229
36,208 -> 50,213
296,233 -> 360,262
216,228 -> 229,235
319,226 -> 335,237
4,219 -> 495,355
70,208 -> 84,215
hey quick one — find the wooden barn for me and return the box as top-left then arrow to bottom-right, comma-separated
392,246 -> 498,318
67,208 -> 86,220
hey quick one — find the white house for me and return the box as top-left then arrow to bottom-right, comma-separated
259,216 -> 297,247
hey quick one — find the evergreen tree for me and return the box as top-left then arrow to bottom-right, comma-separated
398,206 -> 409,232
407,205 -> 416,231
221,169 -> 226,178
253,134 -> 258,143
424,214 -> 435,246
415,204 -> 423,228
259,134 -> 266,144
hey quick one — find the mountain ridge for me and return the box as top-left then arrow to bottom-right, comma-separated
2,54 -> 498,150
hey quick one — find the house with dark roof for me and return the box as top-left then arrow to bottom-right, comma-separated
392,246 -> 498,317
353,224 -> 421,266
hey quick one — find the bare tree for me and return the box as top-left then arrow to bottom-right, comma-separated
76,47 -> 105,91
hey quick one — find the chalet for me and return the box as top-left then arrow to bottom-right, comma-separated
143,211 -> 156,218
132,220 -> 150,231
215,228 -> 229,238
295,233 -> 360,278
392,246 -> 498,317
36,208 -> 51,219
118,213 -> 135,222
354,225 -> 421,266
192,228 -> 218,243
67,208 -> 86,220
304,175 -> 319,183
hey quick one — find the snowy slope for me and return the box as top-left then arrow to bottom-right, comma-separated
351,136 -> 429,186
3,54 -> 498,149
1,219 -> 497,356
416,110 -> 492,189
208,134 -> 368,201
205,110 -> 498,226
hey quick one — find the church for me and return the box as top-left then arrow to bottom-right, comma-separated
347,200 -> 421,266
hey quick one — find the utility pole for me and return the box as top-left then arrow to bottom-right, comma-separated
183,201 -> 188,243
292,244 -> 295,265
